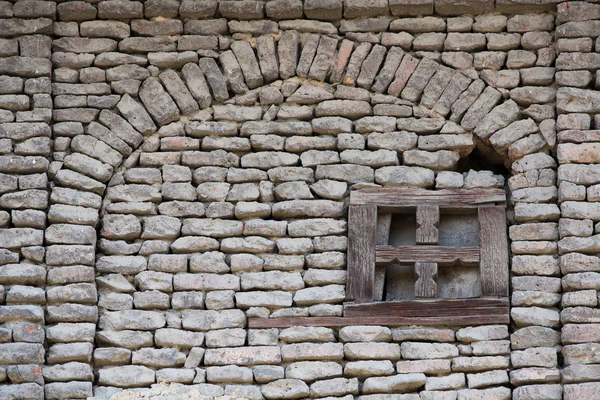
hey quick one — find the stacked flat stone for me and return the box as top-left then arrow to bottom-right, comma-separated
97,324 -> 514,400
0,0 -> 583,399
493,12 -> 562,400
554,3 -> 600,400
0,1 -> 54,400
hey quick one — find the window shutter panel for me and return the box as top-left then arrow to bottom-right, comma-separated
478,205 -> 509,297
347,204 -> 377,303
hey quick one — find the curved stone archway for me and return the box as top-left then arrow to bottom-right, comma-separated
52,32 -> 555,192
41,30 -> 559,398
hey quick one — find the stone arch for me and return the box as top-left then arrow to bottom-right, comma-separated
50,32 -> 556,192
45,31 -> 558,396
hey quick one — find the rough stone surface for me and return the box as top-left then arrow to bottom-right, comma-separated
0,3 -> 584,399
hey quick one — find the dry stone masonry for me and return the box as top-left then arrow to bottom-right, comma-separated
0,0 -> 598,398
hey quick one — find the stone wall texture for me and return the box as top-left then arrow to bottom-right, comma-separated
0,0 -> 599,398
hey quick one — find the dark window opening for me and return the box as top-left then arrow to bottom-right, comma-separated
457,140 -> 510,178
384,213 -> 482,301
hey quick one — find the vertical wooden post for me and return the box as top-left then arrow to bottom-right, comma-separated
415,262 -> 438,298
374,213 -> 392,301
415,206 -> 439,297
479,206 -> 509,297
347,204 -> 377,303
416,205 -> 439,244
376,213 -> 392,246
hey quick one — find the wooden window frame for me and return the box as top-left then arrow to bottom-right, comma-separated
249,188 -> 509,328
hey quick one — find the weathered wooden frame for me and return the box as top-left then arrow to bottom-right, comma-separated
250,188 -> 509,328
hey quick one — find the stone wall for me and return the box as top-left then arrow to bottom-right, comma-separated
0,0 -> 598,399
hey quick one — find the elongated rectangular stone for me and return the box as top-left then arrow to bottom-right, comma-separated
54,37 -> 117,54
420,66 -> 454,109
356,44 -> 387,90
372,46 -> 404,93
308,36 -> 338,82
387,54 -> 419,97
344,42 -> 372,86
199,57 -> 229,102
116,94 -> 156,135
330,39 -> 354,84
296,33 -> 319,78
401,57 -> 439,103
0,155 -> 48,173
390,0 -> 433,16
0,264 -> 45,285
181,62 -> 212,109
450,79 -> 486,122
0,56 -> 51,77
558,88 -> 600,114
46,245 -> 95,266
461,86 -> 502,130
0,305 -> 44,323
256,35 -> 278,82
71,134 -> 123,167
139,77 -> 180,126
205,346 -> 281,366
98,109 -> 143,148
53,83 -> 111,96
241,121 -> 312,136
219,50 -> 248,94
278,30 -> 299,80
559,164 -> 600,185
160,69 -> 199,115
282,343 -> 344,361
0,122 -> 50,141
557,20 -> 600,37
231,40 -> 263,89
99,310 -> 165,330
0,18 -> 53,38
86,121 -> 132,156
0,343 -> 44,364
173,273 -> 240,291
182,309 -> 246,331
0,228 -> 43,248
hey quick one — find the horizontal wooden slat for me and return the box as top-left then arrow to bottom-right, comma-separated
376,245 -> 479,265
350,188 -> 506,209
343,298 -> 508,317
249,298 -> 509,328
